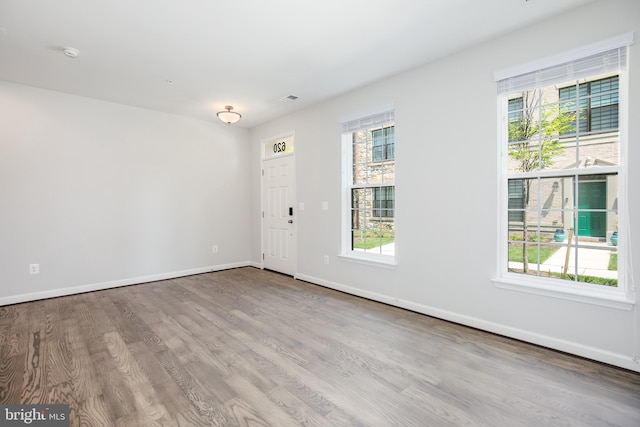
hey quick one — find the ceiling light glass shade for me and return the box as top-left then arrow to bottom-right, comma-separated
217,106 -> 241,124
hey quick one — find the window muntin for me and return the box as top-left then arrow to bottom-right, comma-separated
343,112 -> 395,259
351,187 -> 394,254
507,89 -> 572,175
559,76 -> 619,136
503,73 -> 620,288
494,36 -> 632,307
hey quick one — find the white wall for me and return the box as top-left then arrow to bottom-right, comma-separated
0,81 -> 253,304
249,0 -> 640,372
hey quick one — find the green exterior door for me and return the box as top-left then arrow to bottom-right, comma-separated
576,181 -> 606,237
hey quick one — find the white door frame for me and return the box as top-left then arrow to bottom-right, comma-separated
260,132 -> 297,276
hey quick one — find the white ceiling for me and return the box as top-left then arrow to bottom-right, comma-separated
0,0 -> 594,128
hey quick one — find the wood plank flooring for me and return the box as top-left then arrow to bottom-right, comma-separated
1,267 -> 639,426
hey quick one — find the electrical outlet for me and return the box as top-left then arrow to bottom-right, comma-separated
324,255 -> 329,265
29,264 -> 39,275
212,245 -> 218,254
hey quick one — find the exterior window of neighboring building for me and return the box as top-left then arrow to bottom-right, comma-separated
372,126 -> 395,162
341,109 -> 395,260
508,179 -> 524,222
373,186 -> 394,218
559,76 -> 619,136
494,35 -> 632,308
508,97 -> 524,142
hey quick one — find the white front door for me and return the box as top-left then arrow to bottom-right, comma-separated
262,137 -> 296,276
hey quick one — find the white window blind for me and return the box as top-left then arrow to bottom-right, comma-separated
341,110 -> 394,134
495,32 -> 633,95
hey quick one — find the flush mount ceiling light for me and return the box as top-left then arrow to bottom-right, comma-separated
63,47 -> 79,58
217,105 -> 241,125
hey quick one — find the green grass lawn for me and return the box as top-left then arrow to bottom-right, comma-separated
550,272 -> 617,287
508,245 -> 558,264
353,237 -> 394,250
508,244 -> 618,287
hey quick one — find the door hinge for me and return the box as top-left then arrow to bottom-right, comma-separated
262,211 -> 264,218
262,169 -> 264,176
262,253 -> 265,260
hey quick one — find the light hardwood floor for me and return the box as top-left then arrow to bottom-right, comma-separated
1,267 -> 639,426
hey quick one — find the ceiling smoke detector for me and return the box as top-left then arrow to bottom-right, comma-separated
63,47 -> 79,58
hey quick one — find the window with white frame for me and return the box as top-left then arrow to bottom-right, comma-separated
494,34 -> 633,307
342,109 -> 395,260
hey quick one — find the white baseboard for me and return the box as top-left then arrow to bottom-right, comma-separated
5,267 -> 637,372
0,261 -> 255,307
295,273 -> 640,373
246,261 -> 263,269
295,273 -> 398,305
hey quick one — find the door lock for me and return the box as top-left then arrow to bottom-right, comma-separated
288,219 -> 293,224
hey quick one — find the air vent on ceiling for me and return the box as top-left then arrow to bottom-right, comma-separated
279,94 -> 299,102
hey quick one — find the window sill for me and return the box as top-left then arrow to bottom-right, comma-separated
492,274 -> 634,310
338,253 -> 397,269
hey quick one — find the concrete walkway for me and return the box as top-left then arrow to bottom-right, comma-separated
354,242 -> 395,256
509,241 -> 618,279
364,242 -> 617,280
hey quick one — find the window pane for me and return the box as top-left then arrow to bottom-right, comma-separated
574,175 -> 614,239
353,126 -> 395,183
510,174 -> 617,239
372,145 -> 384,162
385,127 -> 395,161
506,173 -> 618,286
368,162 -> 394,184
550,246 -> 617,287
507,242 -> 553,275
524,176 -> 566,212
507,179 -> 524,223
353,162 -> 370,185
591,105 -> 618,132
368,163 -> 385,184
373,186 -> 394,217
351,186 -> 394,255
508,242 -> 617,286
559,76 -> 619,137
386,140 -> 395,160
507,98 -> 568,174
509,82 -> 620,175
521,209 -> 544,241
372,126 -> 395,162
508,103 -> 542,144
559,84 -> 588,136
